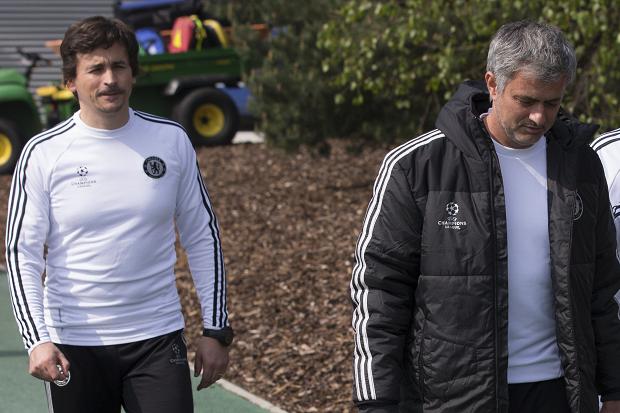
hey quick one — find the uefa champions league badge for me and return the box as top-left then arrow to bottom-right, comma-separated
437,202 -> 468,230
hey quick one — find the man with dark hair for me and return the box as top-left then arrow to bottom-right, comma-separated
351,20 -> 620,413
60,16 -> 140,84
5,16 -> 232,412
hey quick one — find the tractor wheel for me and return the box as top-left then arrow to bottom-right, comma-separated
0,119 -> 23,175
172,88 -> 239,147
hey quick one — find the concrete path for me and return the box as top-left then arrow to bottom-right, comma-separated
232,131 -> 264,145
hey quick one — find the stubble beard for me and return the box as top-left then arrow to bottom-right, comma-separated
95,93 -> 127,114
496,106 -> 541,148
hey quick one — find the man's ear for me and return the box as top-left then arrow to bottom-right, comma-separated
485,71 -> 498,101
66,79 -> 76,93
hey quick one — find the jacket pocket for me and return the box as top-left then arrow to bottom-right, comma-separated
413,275 -> 496,411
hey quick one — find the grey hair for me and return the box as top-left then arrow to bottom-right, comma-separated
486,20 -> 576,93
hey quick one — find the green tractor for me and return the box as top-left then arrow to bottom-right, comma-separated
115,0 -> 244,147
133,48 -> 242,147
0,50 -> 44,174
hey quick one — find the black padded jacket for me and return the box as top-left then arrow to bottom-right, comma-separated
351,81 -> 620,413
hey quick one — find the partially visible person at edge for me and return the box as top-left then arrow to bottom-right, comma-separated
592,129 -> 620,262
5,16 -> 233,413
350,20 -> 620,413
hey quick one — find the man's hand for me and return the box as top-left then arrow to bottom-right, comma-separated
602,400 -> 620,413
194,336 -> 229,391
29,342 -> 70,382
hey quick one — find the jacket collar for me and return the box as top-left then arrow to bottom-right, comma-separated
435,80 -> 599,158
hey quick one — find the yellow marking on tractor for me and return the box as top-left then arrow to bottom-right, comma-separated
0,133 -> 12,165
193,103 -> 224,138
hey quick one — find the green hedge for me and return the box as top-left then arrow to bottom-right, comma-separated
233,0 -> 620,150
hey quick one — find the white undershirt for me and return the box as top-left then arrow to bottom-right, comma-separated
492,136 -> 563,383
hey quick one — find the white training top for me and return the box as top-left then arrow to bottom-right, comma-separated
492,136 -> 564,383
6,109 -> 228,353
592,128 -> 620,259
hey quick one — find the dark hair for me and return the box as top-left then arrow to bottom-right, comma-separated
487,20 -> 576,93
60,16 -> 139,83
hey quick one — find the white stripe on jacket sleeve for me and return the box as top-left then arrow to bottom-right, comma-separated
351,130 -> 444,401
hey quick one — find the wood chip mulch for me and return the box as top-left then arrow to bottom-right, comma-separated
0,139 -> 389,413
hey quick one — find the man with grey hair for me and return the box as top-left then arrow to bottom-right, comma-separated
351,20 -> 620,413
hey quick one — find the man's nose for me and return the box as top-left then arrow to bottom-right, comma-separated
529,104 -> 546,126
102,68 -> 116,84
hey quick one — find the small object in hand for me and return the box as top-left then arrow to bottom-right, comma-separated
54,364 -> 71,387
